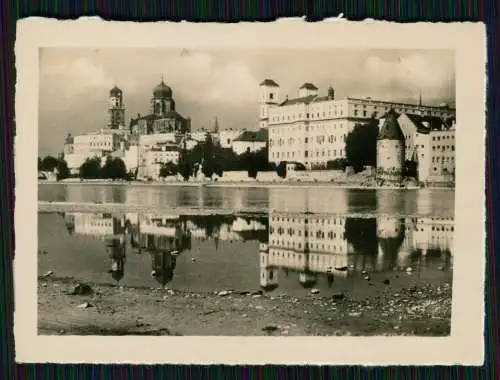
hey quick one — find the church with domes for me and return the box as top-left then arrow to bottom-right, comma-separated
129,79 -> 191,136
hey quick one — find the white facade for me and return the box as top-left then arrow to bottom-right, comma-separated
72,213 -> 121,237
143,146 -> 180,179
231,140 -> 266,155
413,125 -> 455,182
190,130 -> 209,142
73,131 -> 120,154
263,79 -> 456,170
123,144 -> 139,172
218,129 -> 244,149
184,138 -> 199,151
64,152 -> 95,174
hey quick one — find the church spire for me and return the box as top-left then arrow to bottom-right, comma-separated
418,89 -> 422,107
213,116 -> 219,133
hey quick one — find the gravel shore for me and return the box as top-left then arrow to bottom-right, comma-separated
38,275 -> 452,337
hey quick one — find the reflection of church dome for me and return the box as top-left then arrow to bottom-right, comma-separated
110,268 -> 124,282
153,80 -> 172,98
65,222 -> 75,235
150,251 -> 177,287
110,85 -> 122,96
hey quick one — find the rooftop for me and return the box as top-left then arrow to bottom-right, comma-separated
233,129 -> 268,142
259,79 -> 279,87
378,110 -> 405,141
299,82 -> 318,90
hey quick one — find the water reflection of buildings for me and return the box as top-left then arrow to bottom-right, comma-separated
64,212 -> 268,286
63,213 -> 128,283
62,211 -> 453,292
261,213 -> 455,292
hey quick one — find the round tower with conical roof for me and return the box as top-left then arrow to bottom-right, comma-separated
376,110 -> 405,183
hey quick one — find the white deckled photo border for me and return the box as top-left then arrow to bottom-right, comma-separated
14,17 -> 486,365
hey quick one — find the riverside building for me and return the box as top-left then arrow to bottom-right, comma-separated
261,79 -> 455,170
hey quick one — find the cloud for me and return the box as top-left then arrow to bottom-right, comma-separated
359,54 -> 454,102
40,57 -> 139,100
163,52 -> 260,107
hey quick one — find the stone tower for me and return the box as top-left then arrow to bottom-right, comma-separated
259,79 -> 280,129
108,86 -> 126,129
376,110 -> 405,183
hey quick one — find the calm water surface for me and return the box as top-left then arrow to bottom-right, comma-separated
39,183 -> 455,216
38,210 -> 454,297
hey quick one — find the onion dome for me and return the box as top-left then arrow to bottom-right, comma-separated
153,80 -> 172,98
259,79 -> 279,87
299,82 -> 318,90
110,85 -> 122,96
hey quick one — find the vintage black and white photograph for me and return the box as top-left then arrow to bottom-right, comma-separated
15,19 -> 485,365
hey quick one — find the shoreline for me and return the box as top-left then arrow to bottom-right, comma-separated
37,201 -> 455,218
38,180 -> 454,190
38,275 -> 452,336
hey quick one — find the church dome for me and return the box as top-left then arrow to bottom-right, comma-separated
153,80 -> 172,98
110,85 -> 122,96
378,110 -> 405,141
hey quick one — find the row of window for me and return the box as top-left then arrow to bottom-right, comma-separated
271,149 -> 345,159
270,110 -> 345,123
431,156 -> 455,163
271,226 -> 346,240
270,134 -> 347,146
269,240 -> 346,252
270,123 -> 347,134
432,135 -> 454,141
270,217 -> 345,224
432,145 -> 455,152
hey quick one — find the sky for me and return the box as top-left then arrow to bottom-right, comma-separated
38,48 -> 455,156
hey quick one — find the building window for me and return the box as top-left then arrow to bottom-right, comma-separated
269,93 -> 274,100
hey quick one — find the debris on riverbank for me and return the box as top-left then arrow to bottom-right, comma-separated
38,276 -> 452,337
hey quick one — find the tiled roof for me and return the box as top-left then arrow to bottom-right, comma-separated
299,82 -> 318,90
279,95 -> 317,106
233,129 -> 268,142
378,110 -> 405,141
259,79 -> 279,87
404,113 -> 449,133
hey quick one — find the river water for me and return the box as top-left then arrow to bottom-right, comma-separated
39,183 -> 455,216
38,184 -> 454,297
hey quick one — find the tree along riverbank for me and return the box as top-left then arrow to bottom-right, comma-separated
38,275 -> 452,336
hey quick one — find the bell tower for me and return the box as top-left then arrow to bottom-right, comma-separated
108,85 -> 126,129
259,79 -> 280,129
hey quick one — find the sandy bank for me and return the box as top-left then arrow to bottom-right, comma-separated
37,201 -> 452,219
39,179 -> 426,190
38,276 -> 452,336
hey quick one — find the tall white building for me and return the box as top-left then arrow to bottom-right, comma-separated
262,79 -> 456,170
